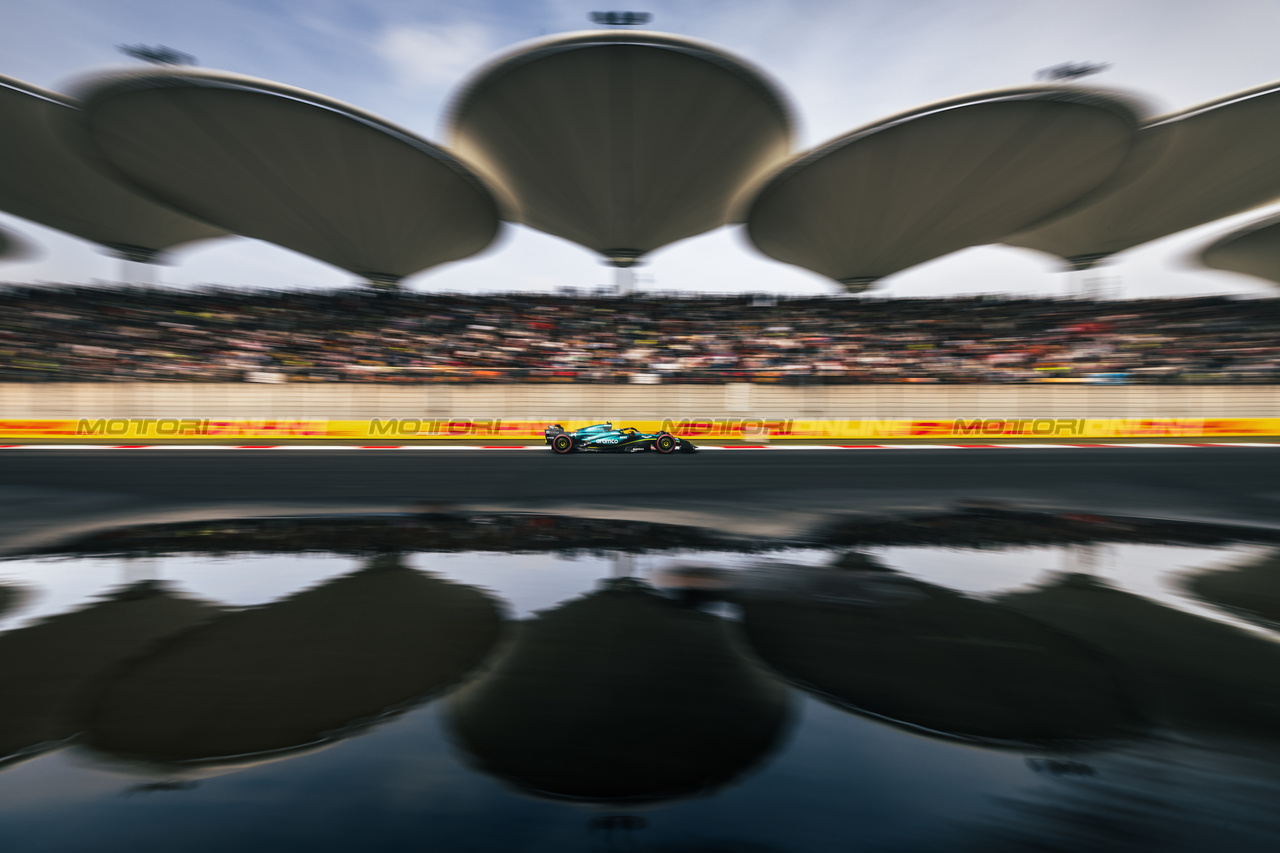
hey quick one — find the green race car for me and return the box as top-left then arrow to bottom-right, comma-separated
543,422 -> 698,455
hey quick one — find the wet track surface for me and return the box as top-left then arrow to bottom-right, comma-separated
4,448 -> 1280,555
3,450 -> 1280,850
2,513 -> 1280,852
4,447 -> 1280,502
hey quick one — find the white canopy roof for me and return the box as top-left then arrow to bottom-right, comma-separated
448,30 -> 794,267
1200,213 -> 1280,286
78,69 -> 503,284
0,74 -> 225,262
745,86 -> 1143,290
1006,82 -> 1280,269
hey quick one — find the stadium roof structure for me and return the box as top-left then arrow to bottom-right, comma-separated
0,584 -> 26,621
448,30 -> 793,268
1198,213 -> 1280,286
744,86 -> 1145,291
76,68 -> 503,286
1005,81 -> 1280,270
0,74 -> 225,263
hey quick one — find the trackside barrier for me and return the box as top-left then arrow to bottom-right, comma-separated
1,417 -> 1279,441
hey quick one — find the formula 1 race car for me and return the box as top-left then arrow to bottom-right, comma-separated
544,422 -> 698,455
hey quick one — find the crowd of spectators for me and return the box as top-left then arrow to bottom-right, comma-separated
2,284 -> 1279,384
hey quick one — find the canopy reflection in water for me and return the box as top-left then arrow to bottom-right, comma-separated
82,555 -> 503,768
1184,547 -> 1280,631
447,577 -> 791,803
0,582 -> 29,620
0,581 -> 220,769
0,225 -> 34,264
736,554 -> 1143,747
999,572 -> 1280,740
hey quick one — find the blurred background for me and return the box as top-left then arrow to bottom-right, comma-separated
3,0 -> 1280,298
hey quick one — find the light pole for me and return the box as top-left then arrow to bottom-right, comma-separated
117,44 -> 196,65
1034,61 -> 1110,82
588,11 -> 652,26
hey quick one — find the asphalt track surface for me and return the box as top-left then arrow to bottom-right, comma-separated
3,446 -> 1279,504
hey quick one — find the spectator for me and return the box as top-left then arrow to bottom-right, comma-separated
1,284 -> 1276,385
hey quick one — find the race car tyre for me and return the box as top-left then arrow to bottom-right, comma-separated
552,434 -> 576,454
655,434 -> 677,454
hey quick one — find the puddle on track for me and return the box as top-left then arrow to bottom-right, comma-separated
1,513 -> 1279,852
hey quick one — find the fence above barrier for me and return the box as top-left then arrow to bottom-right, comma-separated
3,383 -> 1280,421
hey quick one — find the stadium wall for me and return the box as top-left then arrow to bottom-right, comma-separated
0,382 -> 1278,420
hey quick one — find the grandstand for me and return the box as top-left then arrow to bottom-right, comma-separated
2,284 -> 1277,385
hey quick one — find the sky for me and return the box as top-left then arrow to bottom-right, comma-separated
2,0 -> 1279,298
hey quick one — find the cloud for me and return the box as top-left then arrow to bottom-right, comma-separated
376,22 -> 495,91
